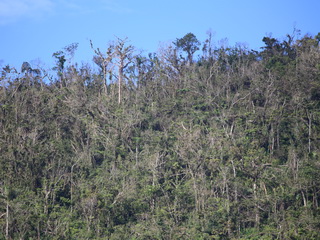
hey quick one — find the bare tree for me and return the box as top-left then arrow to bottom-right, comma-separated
114,37 -> 134,104
91,40 -> 115,95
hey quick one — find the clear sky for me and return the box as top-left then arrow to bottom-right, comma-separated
1,0 -> 319,71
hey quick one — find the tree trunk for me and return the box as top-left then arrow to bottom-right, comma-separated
307,111 -> 312,154
253,182 -> 260,227
6,199 -> 9,240
118,67 -> 122,104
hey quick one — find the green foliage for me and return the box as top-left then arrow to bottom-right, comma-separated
174,32 -> 201,63
0,30 -> 320,239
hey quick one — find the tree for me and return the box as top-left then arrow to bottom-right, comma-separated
91,40 -> 115,95
52,43 -> 78,88
21,62 -> 32,74
91,37 -> 134,103
114,37 -> 134,104
174,33 -> 201,64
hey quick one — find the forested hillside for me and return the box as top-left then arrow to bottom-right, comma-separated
1,31 -> 320,239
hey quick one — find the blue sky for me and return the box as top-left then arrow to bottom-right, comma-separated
1,0 -> 319,71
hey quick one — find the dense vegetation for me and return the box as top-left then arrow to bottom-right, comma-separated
1,30 -> 320,239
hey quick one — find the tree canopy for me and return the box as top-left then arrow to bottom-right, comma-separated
0,32 -> 320,239
174,32 -> 201,64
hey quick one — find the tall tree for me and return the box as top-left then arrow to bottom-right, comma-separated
91,40 -> 115,95
174,32 -> 201,64
114,37 -> 134,104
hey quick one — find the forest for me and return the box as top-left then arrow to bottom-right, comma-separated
0,30 -> 320,239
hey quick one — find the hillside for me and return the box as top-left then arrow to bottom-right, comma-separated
0,32 -> 320,239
